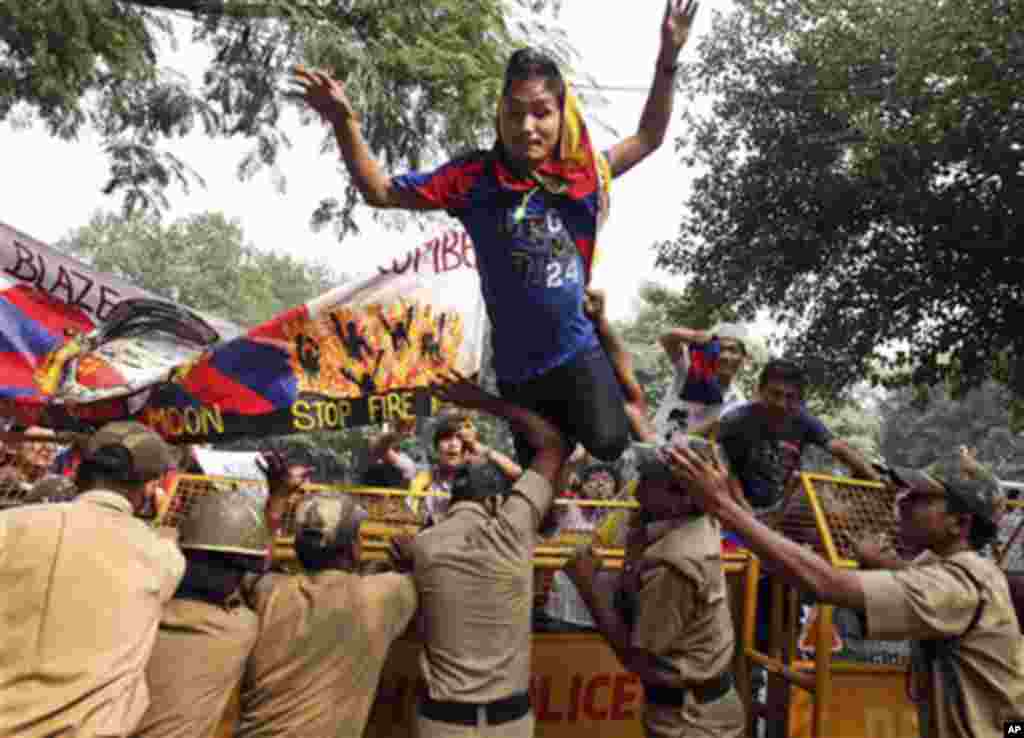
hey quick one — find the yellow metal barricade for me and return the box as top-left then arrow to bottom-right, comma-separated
742,472 -> 908,738
157,474 -> 645,567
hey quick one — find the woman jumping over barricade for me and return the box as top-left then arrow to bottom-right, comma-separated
292,1 -> 700,465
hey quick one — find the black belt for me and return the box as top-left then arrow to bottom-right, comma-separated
644,671 -> 734,707
418,691 -> 531,726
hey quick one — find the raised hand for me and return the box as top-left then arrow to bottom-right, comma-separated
290,66 -> 358,125
661,0 -> 700,57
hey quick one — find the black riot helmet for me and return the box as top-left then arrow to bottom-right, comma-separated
449,461 -> 511,507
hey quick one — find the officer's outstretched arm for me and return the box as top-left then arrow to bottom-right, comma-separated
667,446 -> 867,611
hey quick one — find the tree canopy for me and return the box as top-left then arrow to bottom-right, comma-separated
656,0 -> 1024,402
2,0 -> 570,233
880,382 -> 1024,481
58,210 -> 342,326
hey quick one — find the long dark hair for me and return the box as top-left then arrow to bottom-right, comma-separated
502,47 -> 566,104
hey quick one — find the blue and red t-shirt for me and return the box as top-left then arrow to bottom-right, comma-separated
392,154 -> 601,384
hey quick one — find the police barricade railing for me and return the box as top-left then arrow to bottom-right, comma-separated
743,472 -> 904,738
157,475 -> 754,577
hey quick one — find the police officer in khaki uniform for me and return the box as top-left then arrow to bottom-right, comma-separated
670,449 -> 1024,738
237,490 -> 418,738
565,444 -> 745,738
134,489 -> 272,738
568,287 -> 745,737
0,421 -> 185,738
390,372 -> 567,738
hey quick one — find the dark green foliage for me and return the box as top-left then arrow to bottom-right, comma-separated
2,0 -> 570,233
880,383 -> 1024,481
655,0 -> 1024,403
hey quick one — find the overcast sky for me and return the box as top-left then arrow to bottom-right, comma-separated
0,0 -> 734,322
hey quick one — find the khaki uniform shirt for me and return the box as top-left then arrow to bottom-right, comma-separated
133,597 -> 259,738
410,470 -> 555,702
237,569 -> 417,738
631,515 -> 735,686
859,550 -> 1024,738
0,491 -> 185,737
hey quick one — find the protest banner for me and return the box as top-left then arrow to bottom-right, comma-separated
0,222 -> 486,440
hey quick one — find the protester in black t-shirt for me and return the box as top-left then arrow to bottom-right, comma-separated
718,359 -> 880,514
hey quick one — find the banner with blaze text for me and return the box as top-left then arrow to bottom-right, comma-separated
0,220 -> 241,430
138,228 -> 486,442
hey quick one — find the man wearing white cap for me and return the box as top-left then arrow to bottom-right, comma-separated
654,322 -> 749,443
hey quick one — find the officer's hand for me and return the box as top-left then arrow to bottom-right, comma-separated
852,540 -> 889,570
389,534 -> 415,573
564,543 -> 602,586
664,444 -> 733,515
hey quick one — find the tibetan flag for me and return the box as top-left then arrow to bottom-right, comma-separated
0,221 -> 238,430
679,337 -> 724,406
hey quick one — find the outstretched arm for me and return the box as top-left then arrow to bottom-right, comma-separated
292,67 -> 437,210
605,1 -> 700,178
666,446 -> 866,611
